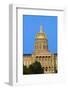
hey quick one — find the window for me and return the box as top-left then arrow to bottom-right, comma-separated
45,67 -> 48,71
49,66 -> 51,71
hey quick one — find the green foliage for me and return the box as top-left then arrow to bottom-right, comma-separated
54,67 -> 58,73
23,61 -> 44,75
23,65 -> 28,74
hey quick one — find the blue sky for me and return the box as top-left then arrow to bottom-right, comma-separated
23,15 -> 57,54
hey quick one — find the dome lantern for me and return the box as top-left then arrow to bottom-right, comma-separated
35,25 -> 47,40
40,25 -> 43,33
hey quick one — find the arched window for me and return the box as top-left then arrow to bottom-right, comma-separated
49,66 -> 51,71
45,67 -> 48,71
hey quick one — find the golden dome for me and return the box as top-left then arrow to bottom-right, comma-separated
35,25 -> 47,39
36,33 -> 47,39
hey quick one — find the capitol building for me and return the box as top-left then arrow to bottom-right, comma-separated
23,25 -> 57,73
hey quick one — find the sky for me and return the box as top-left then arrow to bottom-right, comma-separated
23,15 -> 57,54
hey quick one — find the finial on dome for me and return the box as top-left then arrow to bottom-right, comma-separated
40,25 -> 43,33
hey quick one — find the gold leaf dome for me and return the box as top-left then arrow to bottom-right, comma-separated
35,25 -> 47,39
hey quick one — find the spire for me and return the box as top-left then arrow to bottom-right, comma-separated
40,25 -> 43,33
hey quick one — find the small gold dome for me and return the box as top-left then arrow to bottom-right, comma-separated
36,32 -> 47,39
35,25 -> 47,39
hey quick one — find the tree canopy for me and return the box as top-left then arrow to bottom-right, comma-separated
23,61 -> 44,75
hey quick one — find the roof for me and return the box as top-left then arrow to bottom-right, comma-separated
23,54 -> 32,56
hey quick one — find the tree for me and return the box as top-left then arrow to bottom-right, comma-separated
54,66 -> 57,73
23,61 -> 44,75
23,65 -> 29,74
30,61 -> 44,74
